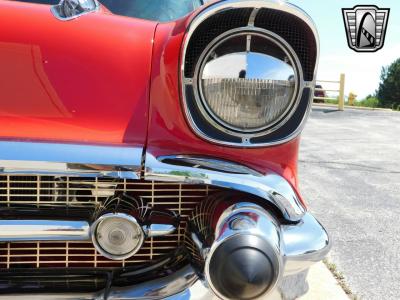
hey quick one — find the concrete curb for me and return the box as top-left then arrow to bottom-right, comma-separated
298,262 -> 349,300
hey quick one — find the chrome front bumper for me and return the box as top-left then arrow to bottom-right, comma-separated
0,212 -> 330,300
0,143 -> 330,299
110,214 -> 330,300
109,217 -> 329,300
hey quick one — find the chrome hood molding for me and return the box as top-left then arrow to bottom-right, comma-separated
0,141 -> 142,179
0,141 -> 304,222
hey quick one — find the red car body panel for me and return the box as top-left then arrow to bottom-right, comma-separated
146,20 -> 301,192
0,1 -> 156,146
0,1 -> 302,201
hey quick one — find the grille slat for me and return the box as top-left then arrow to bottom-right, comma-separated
0,175 -> 215,269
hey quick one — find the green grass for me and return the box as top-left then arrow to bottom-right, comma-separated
314,96 -> 395,110
323,259 -> 358,299
354,97 -> 379,108
325,99 -> 339,105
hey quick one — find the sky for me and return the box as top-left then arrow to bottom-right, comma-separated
289,0 -> 400,99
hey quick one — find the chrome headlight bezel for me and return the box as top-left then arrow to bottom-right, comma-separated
192,27 -> 303,137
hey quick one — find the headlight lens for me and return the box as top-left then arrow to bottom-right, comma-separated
198,33 -> 298,133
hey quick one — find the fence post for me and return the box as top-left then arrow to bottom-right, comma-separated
338,73 -> 345,111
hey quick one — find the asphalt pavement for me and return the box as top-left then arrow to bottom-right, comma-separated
299,106 -> 400,299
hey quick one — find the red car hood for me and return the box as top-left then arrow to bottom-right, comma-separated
0,1 -> 157,147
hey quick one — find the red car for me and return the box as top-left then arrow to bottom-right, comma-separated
0,0 -> 329,299
314,84 -> 327,103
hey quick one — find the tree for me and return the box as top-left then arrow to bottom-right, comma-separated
376,58 -> 400,109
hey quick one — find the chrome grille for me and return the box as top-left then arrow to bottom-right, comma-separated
0,175 -> 215,269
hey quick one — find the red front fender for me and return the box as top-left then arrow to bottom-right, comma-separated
0,1 -> 156,146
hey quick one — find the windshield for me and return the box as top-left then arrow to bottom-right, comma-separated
100,0 -> 203,22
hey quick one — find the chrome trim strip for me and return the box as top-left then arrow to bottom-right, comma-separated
143,223 -> 177,237
144,154 -> 305,222
0,218 -> 176,244
0,142 -> 142,179
181,0 -> 319,147
248,7 -> 259,26
0,220 -> 90,242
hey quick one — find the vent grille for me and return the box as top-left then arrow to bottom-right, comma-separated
0,175 -> 216,269
184,8 -> 253,78
255,9 -> 317,81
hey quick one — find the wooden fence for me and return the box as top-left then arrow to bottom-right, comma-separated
314,73 -> 346,111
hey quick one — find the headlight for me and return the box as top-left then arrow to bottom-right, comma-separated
182,2 -> 318,147
195,30 -> 299,133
